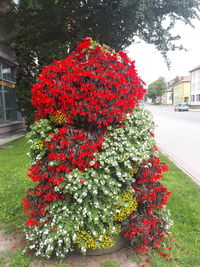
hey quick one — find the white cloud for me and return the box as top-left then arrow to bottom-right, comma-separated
126,19 -> 200,85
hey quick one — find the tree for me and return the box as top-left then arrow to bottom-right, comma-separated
146,77 -> 167,103
1,0 -> 200,126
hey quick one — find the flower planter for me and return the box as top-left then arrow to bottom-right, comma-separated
74,233 -> 127,256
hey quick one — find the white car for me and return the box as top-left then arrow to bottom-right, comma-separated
174,103 -> 189,111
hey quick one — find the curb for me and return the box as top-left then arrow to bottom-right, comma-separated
0,130 -> 26,146
157,142 -> 200,185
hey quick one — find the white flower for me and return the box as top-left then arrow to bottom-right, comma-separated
93,190 -> 98,195
81,247 -> 86,253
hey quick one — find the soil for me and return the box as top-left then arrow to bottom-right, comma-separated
31,248 -> 140,267
0,230 -> 23,253
0,230 -> 141,267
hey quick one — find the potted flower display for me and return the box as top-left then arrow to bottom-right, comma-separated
23,38 -> 172,258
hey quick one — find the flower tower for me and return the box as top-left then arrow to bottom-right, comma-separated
23,38 -> 172,258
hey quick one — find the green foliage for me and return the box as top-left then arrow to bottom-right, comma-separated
24,107 -> 155,258
26,119 -> 55,164
14,46 -> 38,129
1,0 -> 200,126
146,77 -> 167,103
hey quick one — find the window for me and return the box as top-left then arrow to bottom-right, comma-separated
2,62 -> 15,82
0,61 -> 17,123
191,95 -> 195,102
0,87 -> 3,123
196,94 -> 200,101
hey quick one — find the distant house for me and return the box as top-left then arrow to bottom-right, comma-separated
189,65 -> 200,107
164,78 -> 177,105
173,76 -> 191,105
164,85 -> 173,105
162,77 -> 182,105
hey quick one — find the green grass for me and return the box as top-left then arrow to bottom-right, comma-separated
0,137 -> 32,232
0,137 -> 200,266
0,249 -> 32,267
148,153 -> 200,267
101,259 -> 120,267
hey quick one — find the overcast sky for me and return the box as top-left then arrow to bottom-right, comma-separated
127,19 -> 200,86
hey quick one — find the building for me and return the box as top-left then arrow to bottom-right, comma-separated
0,35 -> 24,134
164,86 -> 173,105
162,77 -> 183,105
190,65 -> 200,107
173,76 -> 191,105
164,79 -> 175,105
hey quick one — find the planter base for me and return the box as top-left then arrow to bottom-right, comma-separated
74,234 -> 127,256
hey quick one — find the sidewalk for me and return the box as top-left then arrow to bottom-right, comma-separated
0,129 -> 26,146
189,108 -> 200,112
157,142 -> 200,185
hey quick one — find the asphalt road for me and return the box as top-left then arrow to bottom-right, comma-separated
146,105 -> 200,184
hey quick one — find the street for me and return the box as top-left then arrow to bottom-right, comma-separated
146,105 -> 200,184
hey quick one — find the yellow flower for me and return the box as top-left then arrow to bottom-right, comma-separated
130,165 -> 139,176
113,191 -> 137,222
35,140 -> 44,150
49,111 -> 67,126
76,230 -> 115,250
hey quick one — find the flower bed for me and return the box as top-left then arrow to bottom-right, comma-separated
22,37 -> 172,258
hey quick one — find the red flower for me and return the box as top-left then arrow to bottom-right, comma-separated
11,246 -> 17,250
79,180 -> 85,184
31,38 -> 145,128
52,227 -> 56,231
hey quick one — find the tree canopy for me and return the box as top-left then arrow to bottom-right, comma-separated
3,0 -> 200,54
146,77 -> 167,103
1,0 -> 199,126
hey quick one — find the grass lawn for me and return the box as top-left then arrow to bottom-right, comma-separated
0,137 -> 32,231
148,153 -> 200,267
0,137 -> 200,266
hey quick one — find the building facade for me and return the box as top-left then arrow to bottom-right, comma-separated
173,76 -> 191,105
164,79 -> 175,105
190,65 -> 200,107
0,42 -> 24,134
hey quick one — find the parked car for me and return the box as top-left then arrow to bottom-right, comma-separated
174,103 -> 189,111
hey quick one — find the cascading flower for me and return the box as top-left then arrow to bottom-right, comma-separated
23,37 -> 171,258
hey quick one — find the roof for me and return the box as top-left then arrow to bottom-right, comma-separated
189,65 -> 200,72
181,76 -> 191,82
174,76 -> 190,86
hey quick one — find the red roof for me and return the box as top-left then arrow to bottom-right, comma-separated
189,65 -> 200,72
181,76 -> 190,82
176,76 -> 190,85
